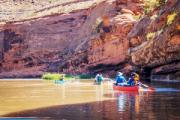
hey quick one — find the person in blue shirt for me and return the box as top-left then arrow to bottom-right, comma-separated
127,72 -> 136,86
115,72 -> 126,86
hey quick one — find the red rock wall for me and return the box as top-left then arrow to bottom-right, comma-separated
1,0 -> 179,81
60,0 -> 144,75
128,0 -> 180,80
0,0 -> 117,77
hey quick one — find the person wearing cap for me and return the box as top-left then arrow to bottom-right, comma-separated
115,72 -> 126,86
127,72 -> 139,86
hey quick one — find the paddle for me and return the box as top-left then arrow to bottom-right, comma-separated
139,82 -> 155,91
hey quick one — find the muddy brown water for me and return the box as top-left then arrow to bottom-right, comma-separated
0,80 -> 180,120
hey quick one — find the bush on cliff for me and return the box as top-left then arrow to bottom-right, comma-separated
144,0 -> 159,14
42,73 -> 75,80
167,12 -> 177,25
42,73 -> 62,80
77,74 -> 94,79
146,32 -> 156,41
64,74 -> 75,80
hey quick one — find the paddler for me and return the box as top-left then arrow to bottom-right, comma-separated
127,72 -> 140,86
134,72 -> 140,85
115,72 -> 126,86
95,74 -> 104,85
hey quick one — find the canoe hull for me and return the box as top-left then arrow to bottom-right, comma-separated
113,85 -> 139,91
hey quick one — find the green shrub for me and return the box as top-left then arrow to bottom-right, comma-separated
167,12 -> 177,25
42,73 -> 62,80
42,73 -> 76,81
159,0 -> 167,6
144,0 -> 160,14
144,0 -> 168,14
146,29 -> 164,41
64,74 -> 75,80
42,73 -> 94,80
77,74 -> 94,79
65,74 -> 73,78
146,32 -> 156,41
133,15 -> 142,20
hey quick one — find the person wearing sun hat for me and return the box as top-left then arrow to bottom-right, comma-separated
115,72 -> 126,86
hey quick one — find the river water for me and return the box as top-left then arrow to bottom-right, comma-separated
0,80 -> 179,120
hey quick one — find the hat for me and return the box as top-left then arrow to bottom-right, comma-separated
131,72 -> 136,76
118,72 -> 123,76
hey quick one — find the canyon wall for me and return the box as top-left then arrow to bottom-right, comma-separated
128,0 -> 180,80
0,0 -> 179,81
0,0 -> 118,77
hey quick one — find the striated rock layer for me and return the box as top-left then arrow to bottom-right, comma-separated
128,0 -> 180,80
57,0 -> 144,76
0,0 -> 120,77
0,0 -> 179,81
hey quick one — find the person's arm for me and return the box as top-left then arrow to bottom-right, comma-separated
95,76 -> 98,81
115,76 -> 118,83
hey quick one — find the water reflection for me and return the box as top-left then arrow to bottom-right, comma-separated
117,92 -> 127,112
115,92 -> 140,113
0,80 -> 180,120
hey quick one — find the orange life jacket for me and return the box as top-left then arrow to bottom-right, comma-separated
134,74 -> 139,85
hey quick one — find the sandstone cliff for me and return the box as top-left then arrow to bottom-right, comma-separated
128,0 -> 180,80
0,0 -> 119,77
0,0 -> 179,81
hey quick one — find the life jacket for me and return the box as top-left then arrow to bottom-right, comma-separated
116,75 -> 126,84
98,76 -> 103,82
134,74 -> 139,85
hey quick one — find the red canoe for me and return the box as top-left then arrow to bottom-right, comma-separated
113,85 -> 139,91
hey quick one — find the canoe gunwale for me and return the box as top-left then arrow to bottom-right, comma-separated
113,85 -> 139,91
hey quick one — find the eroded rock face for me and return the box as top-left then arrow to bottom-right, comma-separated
0,0 -> 117,78
128,0 -> 180,80
62,0 -> 144,75
87,14 -> 134,74
0,0 -> 144,78
0,0 -> 179,81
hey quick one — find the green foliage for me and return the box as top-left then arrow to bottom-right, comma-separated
77,74 -> 94,79
42,73 -> 62,80
64,74 -> 75,80
167,12 -> 177,25
144,0 -> 168,14
146,29 -> 163,41
133,15 -> 142,20
146,32 -> 156,41
159,0 -> 167,6
42,73 -> 94,80
65,74 -> 73,78
42,73 -> 76,81
144,0 -> 160,14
